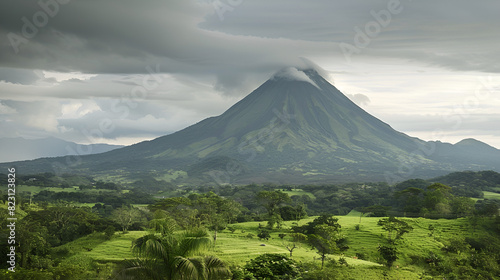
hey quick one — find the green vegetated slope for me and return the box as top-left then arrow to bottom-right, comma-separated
430,170 -> 500,191
81,231 -> 147,262
58,214 -> 494,280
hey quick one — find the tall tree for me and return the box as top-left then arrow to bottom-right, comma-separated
293,215 -> 347,268
377,217 -> 413,244
256,191 -> 291,217
111,206 -> 142,233
192,192 -> 243,245
308,224 -> 346,269
394,187 -> 424,216
377,217 -> 413,269
424,183 -> 452,214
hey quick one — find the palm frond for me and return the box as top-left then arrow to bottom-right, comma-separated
116,228 -> 229,280
132,234 -> 170,260
173,256 -> 202,280
204,256 -> 232,280
149,218 -> 177,235
115,258 -> 167,280
178,228 -> 211,256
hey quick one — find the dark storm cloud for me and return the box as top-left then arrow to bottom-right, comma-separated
202,0 -> 500,73
1,0 -> 499,147
2,0 -> 499,87
0,0 -> 332,93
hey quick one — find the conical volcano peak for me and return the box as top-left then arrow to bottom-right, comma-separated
272,67 -> 320,89
270,58 -> 333,89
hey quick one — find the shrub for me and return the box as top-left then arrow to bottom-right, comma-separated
338,257 -> 349,266
230,265 -> 256,280
257,230 -> 271,240
355,252 -> 366,260
244,254 -> 299,280
227,226 -> 237,233
425,251 -> 441,267
104,225 -> 115,240
378,245 -> 398,268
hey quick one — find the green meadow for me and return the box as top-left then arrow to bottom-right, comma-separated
53,212 -> 492,279
276,188 -> 316,199
18,185 -> 118,194
484,191 -> 500,200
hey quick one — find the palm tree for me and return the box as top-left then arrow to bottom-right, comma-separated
115,228 -> 231,280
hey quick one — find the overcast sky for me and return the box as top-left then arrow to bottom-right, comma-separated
1,0 -> 499,149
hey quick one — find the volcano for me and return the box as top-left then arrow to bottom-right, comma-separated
4,66 -> 500,184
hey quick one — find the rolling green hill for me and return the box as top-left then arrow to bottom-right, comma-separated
51,214 -> 500,280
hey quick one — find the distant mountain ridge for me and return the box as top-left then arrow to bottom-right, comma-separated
0,137 -> 123,163
2,67 -> 500,184
429,170 -> 500,190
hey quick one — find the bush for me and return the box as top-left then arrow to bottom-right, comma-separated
51,246 -> 72,258
378,245 -> 398,268
299,261 -> 346,280
355,252 -> 366,260
441,237 -> 469,253
425,251 -> 441,267
338,257 -> 349,267
1,268 -> 53,280
230,266 -> 255,280
244,254 -> 299,280
104,225 -> 115,240
257,230 -> 271,240
51,263 -> 91,280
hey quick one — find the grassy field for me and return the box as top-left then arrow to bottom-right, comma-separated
275,188 -> 316,199
52,231 -> 147,268
214,218 -> 380,267
483,191 -> 500,200
57,213 -> 493,279
18,185 -> 117,195
83,231 -> 147,261
19,185 -> 80,193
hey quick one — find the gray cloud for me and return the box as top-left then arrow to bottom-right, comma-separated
0,0 -> 328,90
0,68 -> 40,84
1,0 -> 499,148
2,0 -> 499,89
346,93 -> 371,106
